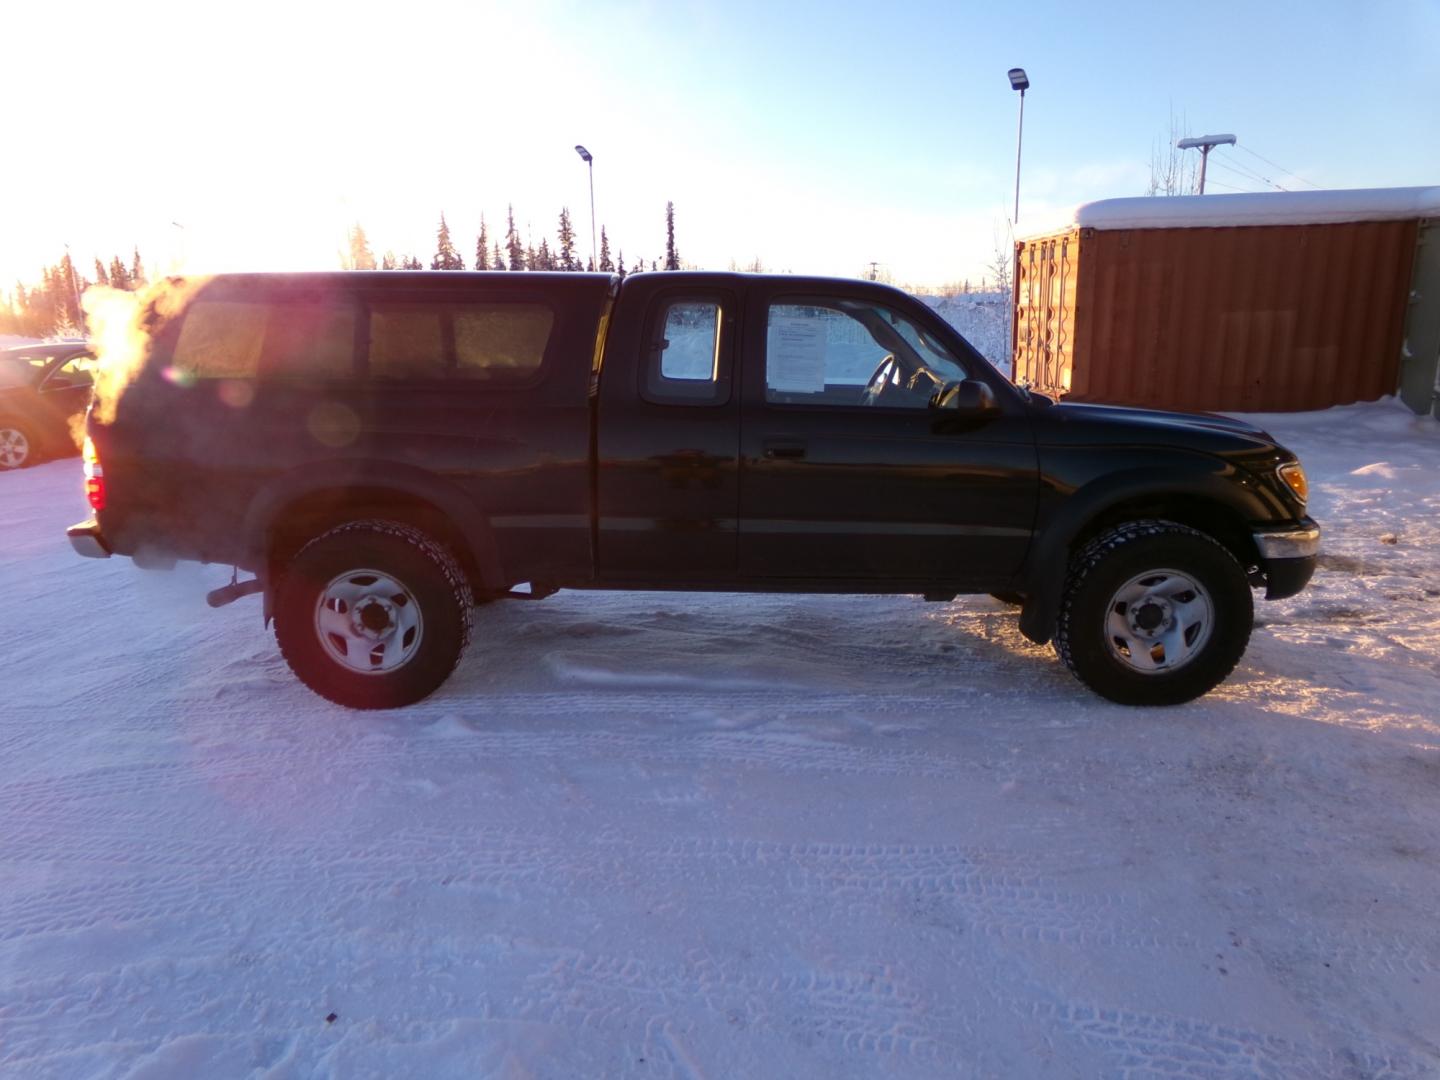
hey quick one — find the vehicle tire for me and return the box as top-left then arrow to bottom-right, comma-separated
274,520 -> 473,709
990,591 -> 1025,606
1055,520 -> 1252,706
0,420 -> 36,470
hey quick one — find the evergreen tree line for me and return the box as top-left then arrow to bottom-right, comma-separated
345,201 -> 683,278
0,249 -> 149,338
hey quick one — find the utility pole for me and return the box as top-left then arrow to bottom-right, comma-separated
1007,68 -> 1030,222
867,261 -> 880,281
574,145 -> 596,270
1177,134 -> 1236,194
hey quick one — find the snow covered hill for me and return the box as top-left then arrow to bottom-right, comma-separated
1,400 -> 1438,1077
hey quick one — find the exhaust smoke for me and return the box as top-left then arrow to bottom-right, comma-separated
80,276 -> 210,428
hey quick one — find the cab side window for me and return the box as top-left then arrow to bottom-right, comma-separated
643,296 -> 729,405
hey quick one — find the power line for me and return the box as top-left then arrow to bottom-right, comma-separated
1216,155 -> 1288,191
1202,179 -> 1249,193
1209,156 -> 1287,192
1206,158 -> 1270,189
1236,145 -> 1321,189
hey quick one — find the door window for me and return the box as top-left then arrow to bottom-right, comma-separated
765,299 -> 968,408
43,352 -> 98,390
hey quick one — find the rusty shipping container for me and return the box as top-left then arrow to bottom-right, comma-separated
1012,187 -> 1440,413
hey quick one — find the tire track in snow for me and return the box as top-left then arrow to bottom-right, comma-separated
1015,997 -> 1434,1078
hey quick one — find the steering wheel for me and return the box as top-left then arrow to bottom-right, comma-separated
860,354 -> 899,407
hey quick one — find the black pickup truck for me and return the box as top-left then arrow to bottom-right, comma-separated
68,271 -> 1318,709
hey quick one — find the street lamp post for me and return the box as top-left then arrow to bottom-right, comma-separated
1176,134 -> 1237,194
1008,68 -> 1029,223
574,145 -> 597,270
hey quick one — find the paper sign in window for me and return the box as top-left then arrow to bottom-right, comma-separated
767,318 -> 827,393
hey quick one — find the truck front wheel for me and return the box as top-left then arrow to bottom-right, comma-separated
274,520 -> 473,709
1055,521 -> 1252,706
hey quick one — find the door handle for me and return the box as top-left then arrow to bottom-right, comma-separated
762,439 -> 806,460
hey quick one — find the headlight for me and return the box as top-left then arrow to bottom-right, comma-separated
1277,461 -> 1308,505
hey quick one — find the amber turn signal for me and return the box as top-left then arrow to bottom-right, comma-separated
1278,461 -> 1308,504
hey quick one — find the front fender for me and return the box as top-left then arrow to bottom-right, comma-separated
1017,454 -> 1270,645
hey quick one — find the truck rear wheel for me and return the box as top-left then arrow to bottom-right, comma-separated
1055,520 -> 1251,706
274,520 -> 473,709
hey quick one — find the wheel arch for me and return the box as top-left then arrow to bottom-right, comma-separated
1018,466 -> 1263,645
241,461 -> 506,619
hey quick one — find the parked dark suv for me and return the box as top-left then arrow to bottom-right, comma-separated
0,341 -> 96,469
67,272 -> 1319,709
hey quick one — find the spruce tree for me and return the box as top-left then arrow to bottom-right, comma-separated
93,258 -> 110,287
57,254 -> 82,329
492,242 -> 505,272
381,251 -> 397,270
616,251 -> 626,279
476,215 -> 490,271
664,201 -> 679,270
130,248 -> 146,288
431,213 -> 464,270
598,227 -> 614,272
505,205 -> 524,271
348,223 -> 377,270
108,256 -> 130,290
557,207 -> 576,271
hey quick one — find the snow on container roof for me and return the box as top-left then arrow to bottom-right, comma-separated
1021,186 -> 1440,236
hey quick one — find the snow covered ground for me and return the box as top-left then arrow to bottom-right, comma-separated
2,400 -> 1438,1078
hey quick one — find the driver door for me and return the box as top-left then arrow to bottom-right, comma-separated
736,284 -> 1037,586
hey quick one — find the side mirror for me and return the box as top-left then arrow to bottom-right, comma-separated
933,378 -> 999,415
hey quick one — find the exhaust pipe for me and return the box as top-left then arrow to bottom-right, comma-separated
206,578 -> 264,609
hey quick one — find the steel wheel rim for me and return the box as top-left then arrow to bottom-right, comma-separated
314,568 -> 424,675
0,428 -> 29,468
1103,567 -> 1213,675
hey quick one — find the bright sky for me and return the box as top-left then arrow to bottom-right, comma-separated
5,0 -> 1437,291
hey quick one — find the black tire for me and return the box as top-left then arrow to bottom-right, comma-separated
274,520 -> 473,709
1055,520 -> 1252,706
0,419 -> 37,470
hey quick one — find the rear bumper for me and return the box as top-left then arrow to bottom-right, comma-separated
67,519 -> 112,559
1254,518 -> 1319,600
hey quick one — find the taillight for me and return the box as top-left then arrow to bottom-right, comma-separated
83,436 -> 106,512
